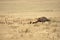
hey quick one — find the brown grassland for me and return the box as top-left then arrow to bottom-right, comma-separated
0,15 -> 60,40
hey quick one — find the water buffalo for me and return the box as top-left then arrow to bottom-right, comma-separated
32,17 -> 50,24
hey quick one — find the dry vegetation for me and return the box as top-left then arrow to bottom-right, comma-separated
0,15 -> 60,40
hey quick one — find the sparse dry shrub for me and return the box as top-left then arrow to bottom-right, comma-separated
5,16 -> 15,25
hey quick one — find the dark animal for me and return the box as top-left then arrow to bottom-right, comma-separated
32,17 -> 50,24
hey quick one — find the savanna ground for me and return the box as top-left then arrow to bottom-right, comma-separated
0,15 -> 60,40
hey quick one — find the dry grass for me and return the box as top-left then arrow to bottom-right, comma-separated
0,15 -> 60,40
